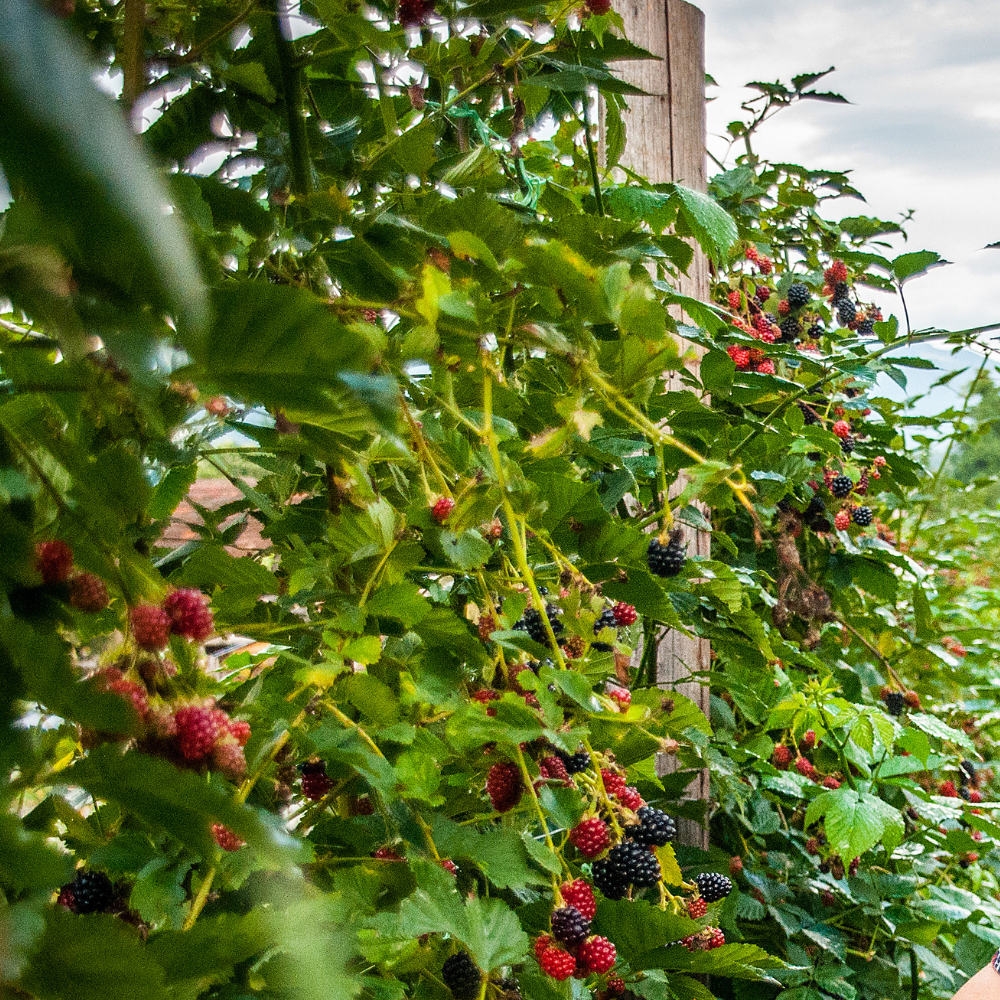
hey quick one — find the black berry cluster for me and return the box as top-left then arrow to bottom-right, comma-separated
786,282 -> 810,309
556,749 -> 591,774
625,806 -> 677,847
830,475 -> 853,498
442,951 -> 482,1000
804,497 -> 830,532
695,872 -> 733,903
852,506 -> 873,527
593,840 -> 662,898
67,869 -> 114,914
647,529 -> 685,578
779,317 -> 800,342
551,905 -> 590,945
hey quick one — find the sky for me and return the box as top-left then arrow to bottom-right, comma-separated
697,0 -> 1000,346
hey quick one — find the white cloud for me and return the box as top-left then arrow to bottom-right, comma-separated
698,0 -> 1000,334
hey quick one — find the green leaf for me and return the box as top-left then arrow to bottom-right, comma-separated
908,713 -> 974,751
671,184 -> 738,261
638,942 -> 782,978
0,0 -> 207,335
62,746 -> 308,867
592,898 -> 700,967
891,250 -> 950,283
803,787 -> 901,860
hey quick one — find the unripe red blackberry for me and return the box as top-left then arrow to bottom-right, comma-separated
68,572 -> 110,613
726,345 -> 751,369
727,290 -> 742,310
551,905 -> 590,945
729,856 -> 743,876
577,935 -> 616,974
175,705 -> 220,761
832,420 -> 851,439
612,602 -> 637,627
539,755 -> 571,783
772,745 -> 792,769
36,540 -> 73,584
228,719 -> 251,746
687,897 -> 707,918
805,837 -> 820,855
373,846 -> 405,861
618,786 -> 643,811
539,946 -> 576,980
212,823 -> 245,851
533,935 -> 553,959
600,768 -> 627,798
584,0 -> 612,14
708,928 -> 725,949
569,817 -> 609,858
131,604 -> 171,651
486,761 -> 523,812
607,684 -> 631,708
441,950 -> 482,1000
755,359 -> 776,375
213,739 -> 247,782
163,588 -> 214,641
834,510 -> 850,531
823,776 -> 841,790
560,879 -> 596,920
431,496 -> 455,524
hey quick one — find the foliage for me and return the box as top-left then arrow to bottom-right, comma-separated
2,2 -> 1000,1000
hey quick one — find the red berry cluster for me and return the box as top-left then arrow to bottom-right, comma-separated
535,932 -> 616,980
131,588 -> 214,650
486,760 -> 523,812
431,496 -> 455,524
681,927 -> 725,951
34,540 -> 111,613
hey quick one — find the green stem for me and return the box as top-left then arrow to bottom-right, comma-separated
482,369 -> 567,667
269,0 -> 312,196
582,94 -> 605,218
909,948 -> 918,1000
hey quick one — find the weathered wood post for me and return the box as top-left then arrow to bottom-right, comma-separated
605,0 -> 712,849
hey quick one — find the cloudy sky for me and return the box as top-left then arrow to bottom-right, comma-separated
697,0 -> 1000,344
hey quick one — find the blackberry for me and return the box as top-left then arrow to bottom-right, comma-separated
832,281 -> 850,302
647,528 -> 685,578
830,475 -> 853,498
852,506 -> 873,527
591,856 -> 629,900
442,951 -> 482,1000
628,806 -> 676,847
695,872 -> 733,903
960,760 -> 976,784
840,435 -> 855,455
857,318 -> 875,336
885,691 -> 905,716
515,608 -> 550,645
807,322 -> 825,339
609,839 -> 661,888
786,282 -> 810,309
594,608 -> 617,635
778,317 -> 800,342
551,906 -> 590,945
805,497 -> 826,519
545,603 -> 564,634
796,402 -> 820,425
556,749 -> 591,774
70,870 -> 114,914
837,300 -> 856,325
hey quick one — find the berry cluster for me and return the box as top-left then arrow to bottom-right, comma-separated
33,540 -> 111,613
647,529 -> 686,578
131,587 -> 214,650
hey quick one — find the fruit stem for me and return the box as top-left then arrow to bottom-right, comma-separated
581,738 -> 623,839
401,394 -> 452,495
359,537 -> 400,604
183,865 -> 216,930
482,369 -> 567,668
654,442 -> 673,532
515,746 -> 569,878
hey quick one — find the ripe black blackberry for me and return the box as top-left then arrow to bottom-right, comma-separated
593,608 -> 617,635
70,870 -> 114,914
786,282 -> 810,309
515,608 -> 550,645
840,436 -> 855,455
442,951 -> 482,1000
830,475 -> 853,498
591,856 -> 629,899
852,505 -> 873,527
857,318 -> 875,336
796,401 -> 820,425
807,322 -> 825,339
804,497 -> 830,531
556,749 -> 591,774
778,317 -> 800,342
695,872 -> 733,903
605,839 -> 661,888
544,603 -> 564,635
885,691 -> 905,716
648,528 -> 685,578
551,905 -> 590,945
626,806 -> 677,847
837,300 -> 856,325
832,281 -> 850,302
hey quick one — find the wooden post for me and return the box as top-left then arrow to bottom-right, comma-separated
606,0 -> 711,849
